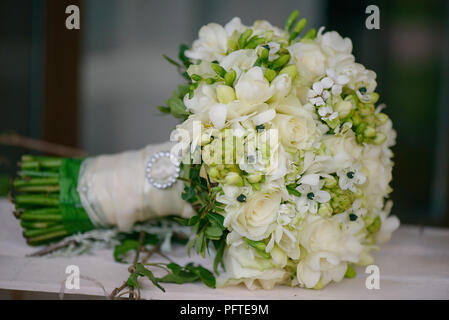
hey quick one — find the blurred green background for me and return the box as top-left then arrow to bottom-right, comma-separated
1,0 -> 448,226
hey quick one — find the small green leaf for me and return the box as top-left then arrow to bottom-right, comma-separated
113,239 -> 139,263
163,54 -> 182,68
157,106 -> 171,114
185,263 -> 216,288
213,238 -> 226,275
286,184 -> 301,197
205,226 -> 223,240
135,263 -> 165,292
207,212 -> 225,229
167,97 -> 188,119
174,215 -> 199,226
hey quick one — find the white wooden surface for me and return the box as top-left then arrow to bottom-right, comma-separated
0,199 -> 448,299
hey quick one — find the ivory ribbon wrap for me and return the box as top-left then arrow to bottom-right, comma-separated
77,142 -> 194,232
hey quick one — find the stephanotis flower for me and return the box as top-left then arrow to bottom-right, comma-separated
337,165 -> 366,192
295,174 -> 331,214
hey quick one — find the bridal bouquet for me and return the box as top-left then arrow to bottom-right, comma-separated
10,10 -> 399,291
168,10 -> 399,289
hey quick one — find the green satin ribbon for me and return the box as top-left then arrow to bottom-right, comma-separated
59,158 -> 95,235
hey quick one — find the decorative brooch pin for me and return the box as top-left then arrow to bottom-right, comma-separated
145,151 -> 180,189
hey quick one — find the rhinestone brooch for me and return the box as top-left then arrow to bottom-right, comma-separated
146,151 -> 180,189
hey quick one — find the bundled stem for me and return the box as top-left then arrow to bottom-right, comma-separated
10,155 -> 68,246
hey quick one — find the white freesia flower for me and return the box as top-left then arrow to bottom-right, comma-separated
220,49 -> 258,77
235,67 -> 273,104
208,103 -> 228,130
184,82 -> 217,114
270,74 -> 292,101
316,27 -> 353,56
185,23 -> 228,62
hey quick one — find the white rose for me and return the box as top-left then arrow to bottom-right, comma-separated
288,42 -> 326,83
299,215 -> 363,263
229,192 -> 281,240
185,23 -> 228,62
297,215 -> 363,288
272,110 -> 316,152
235,67 -> 273,104
316,27 -> 353,56
320,133 -> 363,173
217,243 -> 288,290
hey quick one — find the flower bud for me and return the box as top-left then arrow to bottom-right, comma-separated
264,68 -> 277,82
279,64 -> 298,80
335,100 -> 352,119
271,245 -> 287,268
373,132 -> 387,145
225,172 -> 244,186
238,29 -> 253,48
257,46 -> 269,61
376,112 -> 389,125
364,126 -> 376,138
323,176 -> 337,188
216,85 -> 236,104
247,172 -> 262,183
200,133 -> 212,146
271,54 -> 290,69
263,30 -> 274,42
209,166 -> 220,180
370,92 -> 379,104
224,69 -> 236,87
318,203 -> 333,217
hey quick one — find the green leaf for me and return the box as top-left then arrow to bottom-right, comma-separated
174,215 -> 199,226
178,44 -> 192,68
157,106 -> 171,114
135,263 -> 165,292
113,239 -> 139,263
207,212 -> 225,229
157,263 -> 199,284
167,97 -> 188,119
185,263 -> 216,288
163,54 -> 182,68
245,238 -> 271,259
286,184 -> 301,197
195,231 -> 205,257
127,272 -> 141,289
205,225 -> 223,240
213,238 -> 226,275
